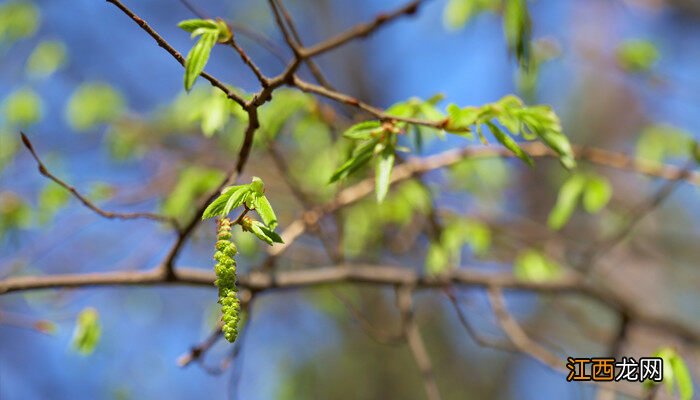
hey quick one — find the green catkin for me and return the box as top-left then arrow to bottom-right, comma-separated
214,218 -> 240,343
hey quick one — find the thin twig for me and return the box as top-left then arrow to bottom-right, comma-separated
270,142 -> 700,260
1,265 -> 699,347
106,0 -> 247,107
331,288 -> 405,346
486,286 -> 563,370
396,285 -> 442,400
301,0 -> 425,58
271,0 -> 337,90
226,36 -> 268,86
580,159 -> 696,275
443,287 -> 515,351
20,132 -> 179,229
267,0 -> 301,56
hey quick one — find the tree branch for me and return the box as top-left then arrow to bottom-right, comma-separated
106,0 -> 247,107
396,285 -> 442,400
301,0 -> 424,58
19,132 -> 179,228
486,286 -> 563,370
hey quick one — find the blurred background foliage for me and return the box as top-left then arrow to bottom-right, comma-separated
2,0 -> 700,399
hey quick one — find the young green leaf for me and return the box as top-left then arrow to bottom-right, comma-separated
616,39 -> 659,74
38,181 -> 70,223
252,195 -> 277,229
538,129 -> 576,169
249,220 -> 284,245
583,175 -> 612,213
503,0 -> 532,68
223,186 -> 249,216
375,148 -> 395,202
65,82 -> 125,131
446,104 -> 479,133
514,250 -> 561,282
202,188 -> 233,220
178,19 -> 220,33
652,347 -> 694,400
183,30 -> 218,91
671,353 -> 694,400
636,124 -> 692,163
443,0 -> 498,30
0,1 -> 39,45
26,40 -> 67,78
329,138 -> 378,183
249,176 -> 265,195
2,87 -> 42,127
670,354 -> 694,400
72,307 -> 101,356
425,242 -> 450,275
343,121 -> 382,140
163,167 -> 224,221
548,174 -> 586,230
487,122 -> 533,166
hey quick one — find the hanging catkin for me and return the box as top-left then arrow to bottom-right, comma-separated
214,218 -> 240,342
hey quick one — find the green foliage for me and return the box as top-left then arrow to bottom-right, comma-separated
582,175 -> 612,213
330,121 -> 406,202
331,96 -> 450,202
443,0 -> 499,30
386,95 -> 445,123
446,95 -> 575,168
203,177 -> 283,245
636,124 -> 693,163
375,147 -> 395,202
443,0 -> 533,68
343,181 -> 430,256
0,130 -> 19,172
616,39 -> 659,74
214,218 -> 241,343
0,1 -> 39,45
71,307 -> 101,355
342,121 -> 382,140
37,182 -> 70,223
513,249 -> 561,281
104,121 -> 148,160
547,174 -> 584,230
3,87 -> 42,127
517,39 -> 560,100
0,191 -> 32,238
251,193 -> 277,229
386,95 -> 447,148
449,157 -> 510,201
196,88 -> 246,136
162,166 -> 224,222
66,82 -> 125,131
288,116 -> 338,201
426,218 -> 491,275
649,347 -> 694,400
87,182 -> 115,202
548,172 -> 612,230
331,94 -> 573,202
243,218 -> 284,245
329,136 -> 380,183
487,121 -> 533,165
178,19 -> 231,91
26,40 -> 67,78
151,86 -> 246,138
258,89 -> 315,139
503,0 -> 532,68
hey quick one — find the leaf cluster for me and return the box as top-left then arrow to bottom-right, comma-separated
202,177 -> 282,246
547,172 -> 612,230
178,19 -> 232,91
